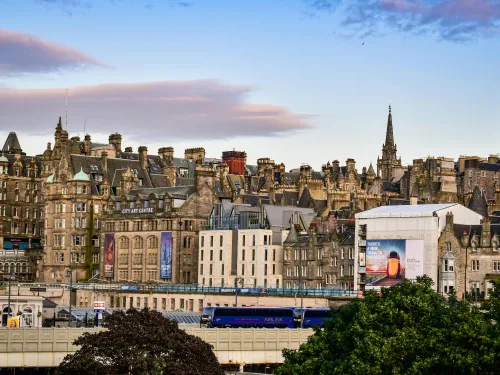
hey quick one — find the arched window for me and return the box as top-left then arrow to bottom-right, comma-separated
147,236 -> 158,249
119,237 -> 129,250
134,237 -> 143,249
15,263 -> 20,273
2,306 -> 12,326
10,263 -> 15,274
22,307 -> 33,327
21,263 -> 27,273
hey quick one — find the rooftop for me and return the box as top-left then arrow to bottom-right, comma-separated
356,203 -> 457,219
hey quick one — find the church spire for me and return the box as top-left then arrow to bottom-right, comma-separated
385,104 -> 394,148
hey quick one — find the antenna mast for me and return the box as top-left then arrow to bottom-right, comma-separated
84,117 -> 87,135
65,89 -> 68,130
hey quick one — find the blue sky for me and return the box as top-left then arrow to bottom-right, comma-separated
1,0 -> 499,170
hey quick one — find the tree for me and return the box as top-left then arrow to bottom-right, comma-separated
56,308 -> 224,375
278,276 -> 500,375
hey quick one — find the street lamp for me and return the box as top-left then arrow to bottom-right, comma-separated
66,263 -> 73,327
7,271 -> 16,325
234,277 -> 244,307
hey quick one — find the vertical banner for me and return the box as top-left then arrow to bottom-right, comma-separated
104,234 -> 115,278
160,232 -> 173,279
366,240 -> 406,289
405,240 -> 424,280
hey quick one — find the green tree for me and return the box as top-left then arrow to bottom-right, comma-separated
278,276 -> 500,375
56,308 -> 224,375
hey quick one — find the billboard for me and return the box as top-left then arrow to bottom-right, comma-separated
366,240 -> 424,290
160,232 -> 173,279
104,234 -> 115,278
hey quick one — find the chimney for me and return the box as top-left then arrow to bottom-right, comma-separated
445,211 -> 453,229
109,133 -> 122,156
138,146 -> 148,170
101,151 -> 108,172
84,134 -> 91,155
158,147 -> 174,159
482,216 -> 491,247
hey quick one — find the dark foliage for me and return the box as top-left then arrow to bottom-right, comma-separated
56,308 -> 224,375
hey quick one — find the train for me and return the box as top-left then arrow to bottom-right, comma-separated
200,306 -> 332,328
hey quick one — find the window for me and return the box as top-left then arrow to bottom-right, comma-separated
210,250 -> 213,261
334,257 -> 338,267
219,250 -> 223,261
341,249 -> 345,259
209,264 -> 213,275
472,260 -> 480,271
201,236 -> 205,247
443,258 -> 454,272
252,249 -> 255,261
264,264 -> 267,276
134,237 -> 143,249
252,264 -> 255,275
200,250 -> 204,261
252,235 -> 256,246
200,264 -> 204,275
493,261 -> 500,272
301,265 -> 307,277
120,237 -> 129,250
242,235 -> 245,246
220,236 -> 223,246
273,249 -> 276,261
317,265 -> 323,277
265,249 -> 268,261
273,264 -> 276,275
92,253 -> 99,264
294,266 -> 299,277
340,265 -> 344,277
242,249 -> 245,261
241,264 -> 245,275
221,264 -> 225,275
210,236 -> 214,247
147,236 -> 158,249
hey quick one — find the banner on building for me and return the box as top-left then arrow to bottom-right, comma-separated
365,239 -> 424,290
7,317 -> 19,328
160,232 -> 173,279
104,234 -> 115,278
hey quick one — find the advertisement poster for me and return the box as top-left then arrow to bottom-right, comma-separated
7,317 -> 19,328
104,234 -> 115,278
366,240 -> 406,289
160,232 -> 173,279
366,239 -> 424,290
405,240 -> 425,280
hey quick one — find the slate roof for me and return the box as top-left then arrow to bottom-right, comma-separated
2,132 -> 22,153
297,186 -> 312,208
468,186 -> 488,217
453,224 -> 500,242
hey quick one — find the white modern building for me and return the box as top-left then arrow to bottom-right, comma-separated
198,203 -> 315,289
354,204 -> 483,291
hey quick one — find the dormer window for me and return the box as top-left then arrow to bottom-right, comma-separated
179,168 -> 189,178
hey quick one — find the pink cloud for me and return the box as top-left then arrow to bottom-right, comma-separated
0,29 -> 104,75
0,80 -> 311,140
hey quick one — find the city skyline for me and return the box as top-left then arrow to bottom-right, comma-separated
1,0 -> 499,170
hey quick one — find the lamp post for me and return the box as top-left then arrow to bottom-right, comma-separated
66,262 -> 73,327
7,272 -> 15,324
463,225 -> 472,300
234,278 -> 244,307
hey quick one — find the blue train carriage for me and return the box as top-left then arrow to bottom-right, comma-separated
301,308 -> 332,328
207,307 -> 295,328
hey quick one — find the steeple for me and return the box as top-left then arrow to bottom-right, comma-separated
385,105 -> 394,148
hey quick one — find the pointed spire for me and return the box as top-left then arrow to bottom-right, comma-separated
367,162 -> 375,176
385,104 -> 394,148
56,116 -> 63,131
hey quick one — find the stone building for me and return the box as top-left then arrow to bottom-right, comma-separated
457,155 -> 500,211
101,166 -> 217,284
438,212 -> 500,299
40,117 -> 218,283
0,132 -> 44,281
400,157 -> 458,204
282,215 -> 355,290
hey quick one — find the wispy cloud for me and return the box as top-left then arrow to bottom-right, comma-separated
0,81 -> 311,140
34,0 -> 194,14
306,0 -> 500,41
0,29 -> 104,75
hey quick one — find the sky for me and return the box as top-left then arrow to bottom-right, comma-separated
1,0 -> 499,171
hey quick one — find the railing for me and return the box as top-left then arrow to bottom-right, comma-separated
72,283 -> 360,297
